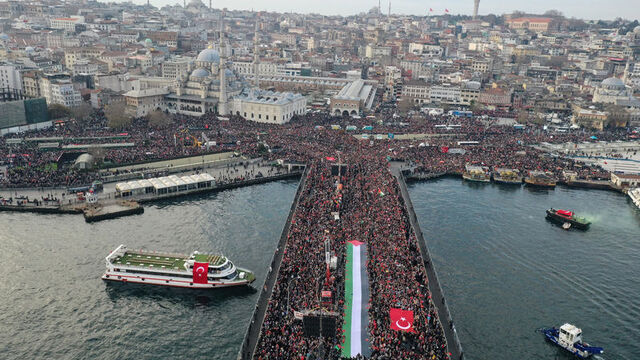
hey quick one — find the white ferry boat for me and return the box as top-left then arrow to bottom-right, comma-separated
102,245 -> 255,289
628,187 -> 640,209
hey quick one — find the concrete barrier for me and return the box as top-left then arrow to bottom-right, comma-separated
237,166 -> 310,360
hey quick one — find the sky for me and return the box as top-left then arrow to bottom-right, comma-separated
114,0 -> 640,20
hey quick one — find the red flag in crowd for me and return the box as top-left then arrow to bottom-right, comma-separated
445,8 -> 449,13
192,262 -> 209,284
441,146 -> 449,153
326,157 -> 336,161
390,308 -> 416,332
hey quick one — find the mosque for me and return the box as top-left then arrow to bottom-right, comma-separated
592,77 -> 633,104
127,31 -> 306,124
164,44 -> 305,123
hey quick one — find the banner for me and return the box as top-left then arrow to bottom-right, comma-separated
192,262 -> 209,284
342,240 -> 372,358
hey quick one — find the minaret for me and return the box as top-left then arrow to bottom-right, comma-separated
253,19 -> 260,88
473,0 -> 480,20
388,1 -> 390,18
218,25 -> 228,115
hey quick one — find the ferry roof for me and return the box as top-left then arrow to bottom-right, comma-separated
114,252 -> 187,270
194,253 -> 226,266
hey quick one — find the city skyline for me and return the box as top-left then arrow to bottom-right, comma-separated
108,0 -> 640,21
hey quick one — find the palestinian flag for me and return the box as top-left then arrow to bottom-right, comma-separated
342,240 -> 372,358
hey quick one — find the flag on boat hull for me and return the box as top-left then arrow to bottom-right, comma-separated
192,262 -> 208,284
342,241 -> 372,358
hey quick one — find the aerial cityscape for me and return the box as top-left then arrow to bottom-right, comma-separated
1,0 -> 639,359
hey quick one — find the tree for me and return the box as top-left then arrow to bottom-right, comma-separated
605,105 -> 630,128
71,103 -> 93,126
48,104 -> 72,119
397,97 -> 414,115
543,10 -> 564,18
146,110 -> 172,129
87,145 -> 106,164
104,104 -> 132,129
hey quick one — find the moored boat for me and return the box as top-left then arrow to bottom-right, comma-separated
538,324 -> 603,359
462,164 -> 490,182
492,168 -> 522,185
101,244 -> 255,289
524,170 -> 557,188
546,208 -> 591,230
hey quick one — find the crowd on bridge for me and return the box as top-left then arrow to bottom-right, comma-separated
2,107 -> 637,359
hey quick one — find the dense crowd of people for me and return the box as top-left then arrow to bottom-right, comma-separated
2,108 -> 637,359
1,108 -> 631,188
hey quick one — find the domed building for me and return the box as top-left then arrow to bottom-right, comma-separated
593,77 -> 632,104
166,44 -> 245,116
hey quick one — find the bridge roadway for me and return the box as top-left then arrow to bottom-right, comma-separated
239,164 -> 463,360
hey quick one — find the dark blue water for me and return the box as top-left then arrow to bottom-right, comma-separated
409,178 -> 640,360
0,180 -> 298,360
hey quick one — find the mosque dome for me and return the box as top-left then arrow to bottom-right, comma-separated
196,48 -> 220,64
601,77 -> 625,90
190,67 -> 211,78
25,46 -> 34,53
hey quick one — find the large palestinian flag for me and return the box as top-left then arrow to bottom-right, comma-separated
341,240 -> 372,357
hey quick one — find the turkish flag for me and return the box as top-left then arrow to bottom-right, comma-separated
192,262 -> 209,284
441,146 -> 449,153
326,156 -> 336,161
390,308 -> 416,332
445,8 -> 449,13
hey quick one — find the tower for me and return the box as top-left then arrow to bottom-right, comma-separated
253,19 -> 260,88
209,0 -> 212,9
388,1 -> 390,18
473,0 -> 480,20
218,22 -> 228,115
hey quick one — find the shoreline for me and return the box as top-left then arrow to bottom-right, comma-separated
0,171 -> 303,221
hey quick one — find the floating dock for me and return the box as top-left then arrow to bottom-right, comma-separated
83,201 -> 144,223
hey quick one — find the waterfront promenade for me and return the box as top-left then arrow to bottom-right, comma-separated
0,159 -> 301,221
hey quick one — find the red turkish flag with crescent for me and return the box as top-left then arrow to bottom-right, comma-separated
193,262 -> 209,284
390,308 -> 416,332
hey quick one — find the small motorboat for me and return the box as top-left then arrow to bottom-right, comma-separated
546,208 -> 591,230
538,324 -> 603,358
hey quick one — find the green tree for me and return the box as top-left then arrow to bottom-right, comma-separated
104,104 -> 132,129
48,104 -> 72,119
